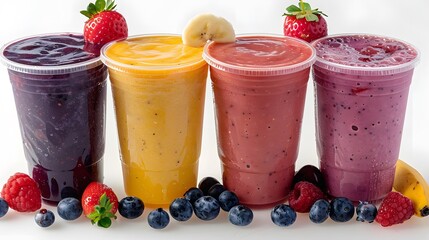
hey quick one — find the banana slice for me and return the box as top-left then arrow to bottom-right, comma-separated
182,13 -> 236,47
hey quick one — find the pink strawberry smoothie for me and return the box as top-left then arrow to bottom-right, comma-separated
203,35 -> 315,206
312,34 -> 419,202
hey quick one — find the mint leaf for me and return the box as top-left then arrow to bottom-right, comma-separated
286,5 -> 301,13
302,2 -> 311,11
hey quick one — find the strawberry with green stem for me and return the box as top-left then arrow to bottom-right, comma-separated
283,0 -> 328,42
81,0 -> 128,46
81,182 -> 119,228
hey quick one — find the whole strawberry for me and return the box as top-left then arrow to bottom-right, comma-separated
81,0 -> 128,46
283,0 -> 328,42
289,181 -> 325,213
375,191 -> 414,227
81,182 -> 118,228
1,172 -> 42,212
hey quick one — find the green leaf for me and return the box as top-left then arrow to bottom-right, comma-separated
98,217 -> 112,228
80,10 -> 92,18
286,5 -> 301,13
305,13 -> 319,22
301,2 -> 311,11
107,1 -> 116,10
95,0 -> 106,12
87,3 -> 97,15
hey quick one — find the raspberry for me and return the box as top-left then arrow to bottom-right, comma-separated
288,181 -> 325,213
375,191 -> 414,227
1,172 -> 42,212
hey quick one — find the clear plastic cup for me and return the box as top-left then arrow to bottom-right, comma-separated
101,34 -> 208,207
1,33 -> 107,204
203,34 -> 316,207
311,33 -> 420,202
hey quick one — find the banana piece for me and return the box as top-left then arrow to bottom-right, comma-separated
182,13 -> 235,47
393,159 -> 429,217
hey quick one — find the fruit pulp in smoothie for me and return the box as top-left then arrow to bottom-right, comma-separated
205,36 -> 314,206
312,35 -> 418,202
103,35 -> 207,207
2,34 -> 107,203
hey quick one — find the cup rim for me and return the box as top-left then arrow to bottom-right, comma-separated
0,32 -> 103,75
311,33 -> 421,76
202,33 -> 317,76
100,33 -> 207,74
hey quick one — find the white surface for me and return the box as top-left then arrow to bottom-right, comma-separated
0,0 -> 428,238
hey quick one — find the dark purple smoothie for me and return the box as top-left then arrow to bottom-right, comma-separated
1,33 -> 107,204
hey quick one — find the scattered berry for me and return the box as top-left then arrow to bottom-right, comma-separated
356,201 -> 377,223
289,181 -> 325,213
169,198 -> 193,222
1,172 -> 42,212
329,197 -> 354,222
193,196 -> 221,221
282,0 -> 328,42
184,187 -> 204,205
118,196 -> 144,219
218,190 -> 240,211
80,0 -> 128,46
228,205 -> 253,226
375,191 -> 414,227
81,182 -> 118,228
207,183 -> 226,200
198,177 -> 220,195
34,209 -> 55,228
148,208 -> 170,229
309,199 -> 330,223
0,198 -> 9,218
292,164 -> 326,192
271,204 -> 297,227
57,197 -> 83,221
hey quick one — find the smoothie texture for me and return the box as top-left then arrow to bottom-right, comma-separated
101,35 -> 207,207
1,33 -> 107,203
204,35 -> 315,206
312,34 -> 419,202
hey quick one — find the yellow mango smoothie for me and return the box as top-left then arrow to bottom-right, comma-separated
101,35 -> 208,207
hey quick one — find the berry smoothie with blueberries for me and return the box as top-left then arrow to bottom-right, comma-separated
1,33 -> 107,204
203,35 -> 315,206
312,34 -> 419,202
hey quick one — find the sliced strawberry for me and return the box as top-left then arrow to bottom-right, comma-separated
81,182 -> 118,228
81,0 -> 128,46
282,0 -> 328,42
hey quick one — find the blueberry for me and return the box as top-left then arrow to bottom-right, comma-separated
309,199 -> 330,223
198,177 -> 220,195
57,197 -> 82,221
218,190 -> 239,211
207,183 -> 226,200
118,196 -> 144,219
228,205 -> 253,226
193,196 -> 220,221
184,187 -> 203,205
35,209 -> 55,228
356,201 -> 377,223
329,197 -> 354,222
0,198 -> 8,218
169,198 -> 193,221
271,204 -> 297,227
147,208 -> 170,229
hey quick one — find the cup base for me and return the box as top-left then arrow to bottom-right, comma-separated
222,164 -> 294,207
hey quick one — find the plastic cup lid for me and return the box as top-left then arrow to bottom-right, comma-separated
202,34 -> 316,76
0,32 -> 103,75
311,33 -> 420,76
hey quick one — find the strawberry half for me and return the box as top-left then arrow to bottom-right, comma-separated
81,0 -> 128,46
282,0 -> 328,42
81,182 -> 118,228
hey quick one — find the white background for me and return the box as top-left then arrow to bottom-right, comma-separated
0,0 -> 428,239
